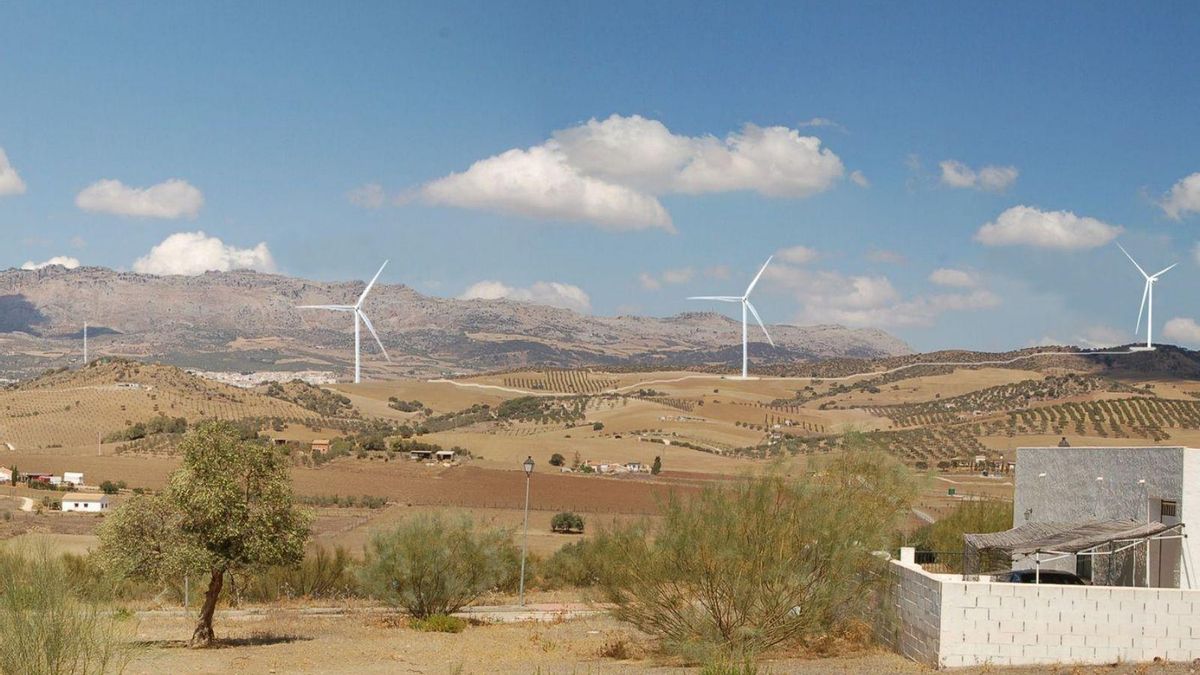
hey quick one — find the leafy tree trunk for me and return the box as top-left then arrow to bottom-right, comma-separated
190,569 -> 224,648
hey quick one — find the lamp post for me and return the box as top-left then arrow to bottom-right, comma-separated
519,455 -> 535,607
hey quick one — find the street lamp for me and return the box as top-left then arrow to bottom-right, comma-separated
519,455 -> 535,607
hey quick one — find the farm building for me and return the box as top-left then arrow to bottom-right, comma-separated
311,439 -> 330,453
61,493 -> 109,513
0,467 -> 10,484
409,449 -> 434,461
887,445 -> 1200,668
63,471 -> 84,486
435,449 -> 455,462
24,472 -> 52,484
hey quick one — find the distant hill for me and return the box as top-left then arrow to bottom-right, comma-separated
0,266 -> 910,379
0,359 -> 336,450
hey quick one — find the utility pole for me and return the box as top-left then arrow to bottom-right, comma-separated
83,322 -> 88,365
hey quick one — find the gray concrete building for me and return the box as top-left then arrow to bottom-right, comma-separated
1013,446 -> 1197,587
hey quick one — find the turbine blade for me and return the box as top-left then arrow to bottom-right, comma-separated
296,304 -> 354,311
1116,243 -> 1149,279
744,300 -> 774,347
743,255 -> 774,297
1136,281 -> 1149,334
687,296 -> 741,302
1152,263 -> 1178,278
357,260 -> 389,307
358,311 -> 391,362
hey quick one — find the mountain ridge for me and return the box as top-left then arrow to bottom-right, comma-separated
0,265 -> 910,378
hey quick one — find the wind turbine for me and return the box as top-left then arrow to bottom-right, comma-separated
688,256 -> 775,379
297,260 -> 391,383
1117,243 -> 1177,351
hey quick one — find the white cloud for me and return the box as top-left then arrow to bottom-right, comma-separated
866,249 -> 905,264
132,231 -> 276,276
420,115 -> 845,231
974,205 -> 1122,250
1160,172 -> 1200,220
849,170 -> 870,188
459,280 -> 591,313
1164,317 -> 1200,345
0,147 -> 27,196
638,273 -> 661,291
939,160 -> 1018,192
348,182 -> 386,209
705,265 -> 731,280
928,268 -> 976,288
797,117 -> 847,133
776,245 -> 819,264
661,267 -> 694,284
21,256 -> 80,270
423,144 -> 674,232
639,267 -> 694,290
1076,325 -> 1127,349
76,179 -> 203,219
767,262 -> 1000,328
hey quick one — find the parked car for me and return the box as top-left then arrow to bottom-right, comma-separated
999,570 -> 1089,585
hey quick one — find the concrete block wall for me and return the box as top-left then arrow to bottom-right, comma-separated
892,560 -> 1200,668
892,561 -> 942,665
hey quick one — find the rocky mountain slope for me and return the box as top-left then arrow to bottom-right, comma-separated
0,266 -> 910,378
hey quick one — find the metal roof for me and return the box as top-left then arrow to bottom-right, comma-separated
965,519 -> 1181,555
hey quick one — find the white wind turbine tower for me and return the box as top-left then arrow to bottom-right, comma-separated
688,255 -> 776,379
1117,243 -> 1177,352
297,260 -> 391,383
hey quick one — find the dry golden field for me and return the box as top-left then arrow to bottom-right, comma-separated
13,360 -> 1200,562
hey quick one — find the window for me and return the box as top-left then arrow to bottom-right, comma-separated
1161,501 -> 1178,518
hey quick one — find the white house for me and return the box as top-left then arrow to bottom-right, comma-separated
1010,445 -> 1199,588
0,467 -> 10,484
63,471 -> 84,486
61,493 -> 108,513
886,445 -> 1200,668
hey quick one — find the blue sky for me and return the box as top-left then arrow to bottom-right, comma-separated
2,2 -> 1199,351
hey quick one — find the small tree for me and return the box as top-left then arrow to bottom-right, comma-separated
592,422 -> 604,431
358,514 -> 516,618
590,451 -> 917,657
97,421 -> 311,648
650,456 -> 662,475
99,480 -> 120,495
550,511 -> 584,533
549,453 -> 566,467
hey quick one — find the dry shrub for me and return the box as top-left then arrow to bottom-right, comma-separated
590,451 -> 917,659
237,545 -> 359,602
358,514 -> 517,618
0,545 -> 137,675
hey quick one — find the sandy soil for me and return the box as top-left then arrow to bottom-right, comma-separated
124,610 -> 932,675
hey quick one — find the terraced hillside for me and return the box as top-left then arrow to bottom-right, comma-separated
0,359 -> 338,450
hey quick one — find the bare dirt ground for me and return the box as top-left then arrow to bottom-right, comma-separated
122,608 -> 1200,674
125,609 -> 929,674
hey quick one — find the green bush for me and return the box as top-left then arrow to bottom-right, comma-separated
909,499 -> 1012,554
540,540 -> 599,589
238,545 -> 359,602
358,515 -> 517,618
589,452 -> 917,658
411,614 -> 467,633
550,511 -> 584,534
0,545 -> 136,674
549,453 -> 566,467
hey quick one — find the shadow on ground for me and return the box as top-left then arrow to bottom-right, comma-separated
137,634 -> 312,649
